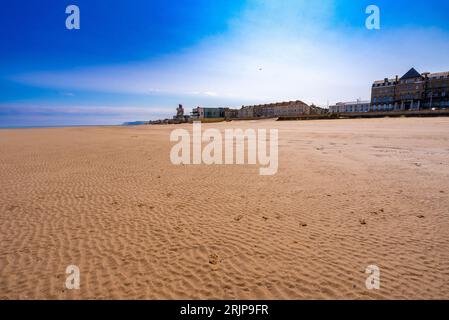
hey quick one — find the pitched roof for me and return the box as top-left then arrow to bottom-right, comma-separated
401,68 -> 422,80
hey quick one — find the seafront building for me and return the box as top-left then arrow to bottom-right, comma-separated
191,107 -> 225,119
224,108 -> 239,120
238,100 -> 324,118
238,106 -> 255,118
151,67 -> 449,124
254,100 -> 311,118
329,67 -> 449,114
329,100 -> 370,113
190,100 -> 324,120
371,67 -> 449,111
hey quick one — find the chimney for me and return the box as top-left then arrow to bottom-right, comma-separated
395,75 -> 398,82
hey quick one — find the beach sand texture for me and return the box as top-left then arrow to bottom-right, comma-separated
1,118 -> 449,299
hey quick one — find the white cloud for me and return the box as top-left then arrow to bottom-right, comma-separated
11,0 -> 449,107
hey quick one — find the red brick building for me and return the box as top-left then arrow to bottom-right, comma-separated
371,68 -> 449,111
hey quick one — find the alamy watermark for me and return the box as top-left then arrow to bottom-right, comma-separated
65,265 -> 80,290
64,4 -> 380,31
66,5 -> 80,30
365,265 -> 381,290
170,122 -> 278,175
366,5 -> 380,30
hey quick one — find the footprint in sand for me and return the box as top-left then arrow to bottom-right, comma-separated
359,218 -> 367,225
234,215 -> 244,221
299,222 -> 308,227
262,216 -> 269,221
417,215 -> 425,219
209,253 -> 220,265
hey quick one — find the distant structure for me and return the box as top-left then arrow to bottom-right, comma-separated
371,67 -> 449,111
171,104 -> 190,123
175,104 -> 184,119
191,107 -> 225,119
145,68 -> 449,125
189,107 -> 239,120
257,101 -> 312,118
237,100 -> 324,119
149,104 -> 190,124
189,101 -> 324,120
329,68 -> 449,114
224,108 -> 239,120
329,100 -> 370,113
238,105 -> 255,118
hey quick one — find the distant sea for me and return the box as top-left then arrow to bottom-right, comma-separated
122,121 -> 148,126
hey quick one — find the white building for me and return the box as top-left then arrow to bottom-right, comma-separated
329,100 -> 370,113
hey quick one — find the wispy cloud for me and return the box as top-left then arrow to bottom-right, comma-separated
10,0 -> 449,109
0,103 -> 170,116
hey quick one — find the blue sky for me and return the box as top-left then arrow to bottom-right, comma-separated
1,0 -> 449,127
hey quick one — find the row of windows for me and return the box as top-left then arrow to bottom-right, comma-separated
333,102 -> 449,113
427,92 -> 447,97
423,101 -> 449,107
372,97 -> 394,103
373,92 -> 447,102
330,105 -> 370,112
428,83 -> 449,89
373,76 -> 448,87
373,82 -> 396,87
429,75 -> 449,80
371,104 -> 395,111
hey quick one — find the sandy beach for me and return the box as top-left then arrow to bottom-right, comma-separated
1,117 -> 449,299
